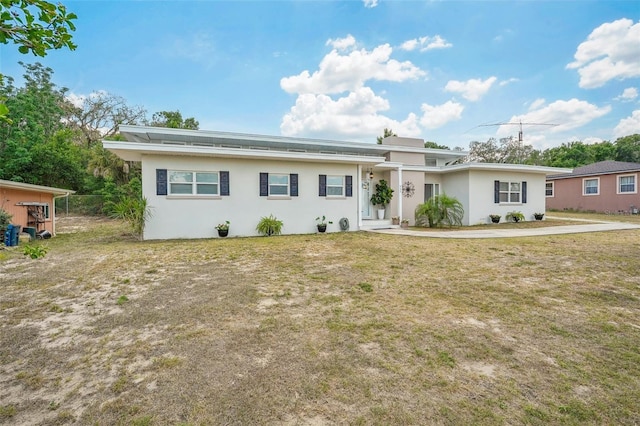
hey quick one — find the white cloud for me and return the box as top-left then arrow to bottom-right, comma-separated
496,98 -> 611,137
280,39 -> 425,95
400,35 -> 452,52
566,18 -> 640,88
499,77 -> 519,86
583,137 -> 604,145
326,34 -> 356,51
613,110 -> 640,138
419,100 -> 464,129
614,87 -> 638,102
65,90 -> 108,108
280,87 -> 420,139
529,98 -> 546,111
363,0 -> 378,8
444,77 -> 497,101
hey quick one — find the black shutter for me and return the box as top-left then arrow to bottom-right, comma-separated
319,174 -> 327,197
220,171 -> 230,196
345,175 -> 353,197
522,181 -> 527,203
156,169 -> 167,195
494,180 -> 500,203
290,174 -> 298,197
260,173 -> 268,196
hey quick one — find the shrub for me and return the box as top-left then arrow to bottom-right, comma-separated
256,214 -> 283,236
0,208 -> 12,234
23,244 -> 48,259
506,211 -> 525,223
415,194 -> 464,228
109,196 -> 152,240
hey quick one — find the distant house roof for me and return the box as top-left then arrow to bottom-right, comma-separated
547,161 -> 640,180
0,179 -> 75,196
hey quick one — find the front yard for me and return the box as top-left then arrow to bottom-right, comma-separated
1,216 -> 639,425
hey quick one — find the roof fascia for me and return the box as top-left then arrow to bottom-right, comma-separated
0,179 -> 75,195
436,163 -> 573,175
117,125 -> 468,158
103,141 -> 386,165
547,168 -> 640,180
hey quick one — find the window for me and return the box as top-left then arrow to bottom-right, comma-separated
169,171 -> 219,196
326,176 -> 344,197
618,174 -> 636,194
319,175 -> 352,197
583,178 -> 599,195
424,183 -> 440,201
44,204 -> 50,219
500,181 -> 521,203
260,173 -> 298,197
268,174 -> 289,196
545,182 -> 554,197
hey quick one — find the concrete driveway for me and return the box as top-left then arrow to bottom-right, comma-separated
367,217 -> 640,239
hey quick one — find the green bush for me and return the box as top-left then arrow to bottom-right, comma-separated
109,196 -> 152,240
415,194 -> 464,228
0,208 -> 12,234
23,244 -> 48,259
256,214 -> 283,236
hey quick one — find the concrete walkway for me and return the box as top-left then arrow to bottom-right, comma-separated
366,216 -> 640,239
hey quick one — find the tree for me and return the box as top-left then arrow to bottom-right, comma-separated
467,137 -> 538,164
614,134 -> 640,163
149,110 -> 199,130
467,138 -> 502,162
64,91 -> 147,147
424,141 -> 450,150
376,128 -> 396,144
0,62 -> 77,185
0,0 -> 77,120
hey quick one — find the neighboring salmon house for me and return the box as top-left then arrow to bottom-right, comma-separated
0,179 -> 74,237
103,125 -> 571,240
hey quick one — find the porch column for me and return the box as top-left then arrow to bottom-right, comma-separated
357,164 -> 362,228
397,166 -> 403,221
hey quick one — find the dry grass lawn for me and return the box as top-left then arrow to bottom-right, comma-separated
1,216 -> 639,425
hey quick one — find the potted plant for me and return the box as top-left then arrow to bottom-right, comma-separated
215,220 -> 230,237
315,215 -> 333,233
506,211 -> 525,223
489,214 -> 501,224
256,214 -> 283,236
401,218 -> 409,229
370,179 -> 394,220
534,212 -> 545,221
391,216 -> 400,225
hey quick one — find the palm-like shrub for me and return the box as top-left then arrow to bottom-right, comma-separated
415,194 -> 464,228
256,214 -> 283,236
109,196 -> 152,240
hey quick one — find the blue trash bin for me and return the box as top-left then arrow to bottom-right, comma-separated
3,226 -> 11,246
11,225 -> 21,246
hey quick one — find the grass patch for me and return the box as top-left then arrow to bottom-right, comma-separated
0,214 -> 639,424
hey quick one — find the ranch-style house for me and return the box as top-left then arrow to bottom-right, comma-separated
104,125 -> 570,240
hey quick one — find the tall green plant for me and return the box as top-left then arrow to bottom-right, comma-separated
370,179 -> 394,208
415,194 -> 464,228
256,214 -> 283,236
109,196 -> 151,240
0,208 -> 12,233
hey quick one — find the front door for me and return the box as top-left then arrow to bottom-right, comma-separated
361,175 -> 372,219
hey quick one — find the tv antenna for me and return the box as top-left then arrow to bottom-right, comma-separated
478,120 -> 559,142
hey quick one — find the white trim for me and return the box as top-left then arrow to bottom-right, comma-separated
617,173 -> 637,194
545,181 -> 554,198
103,140 -> 387,164
0,179 -> 74,195
583,177 -> 600,196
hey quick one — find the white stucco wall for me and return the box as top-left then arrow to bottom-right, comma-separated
142,155 -> 359,240
444,169 -> 548,225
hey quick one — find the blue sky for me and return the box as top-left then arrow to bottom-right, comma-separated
1,0 -> 639,149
